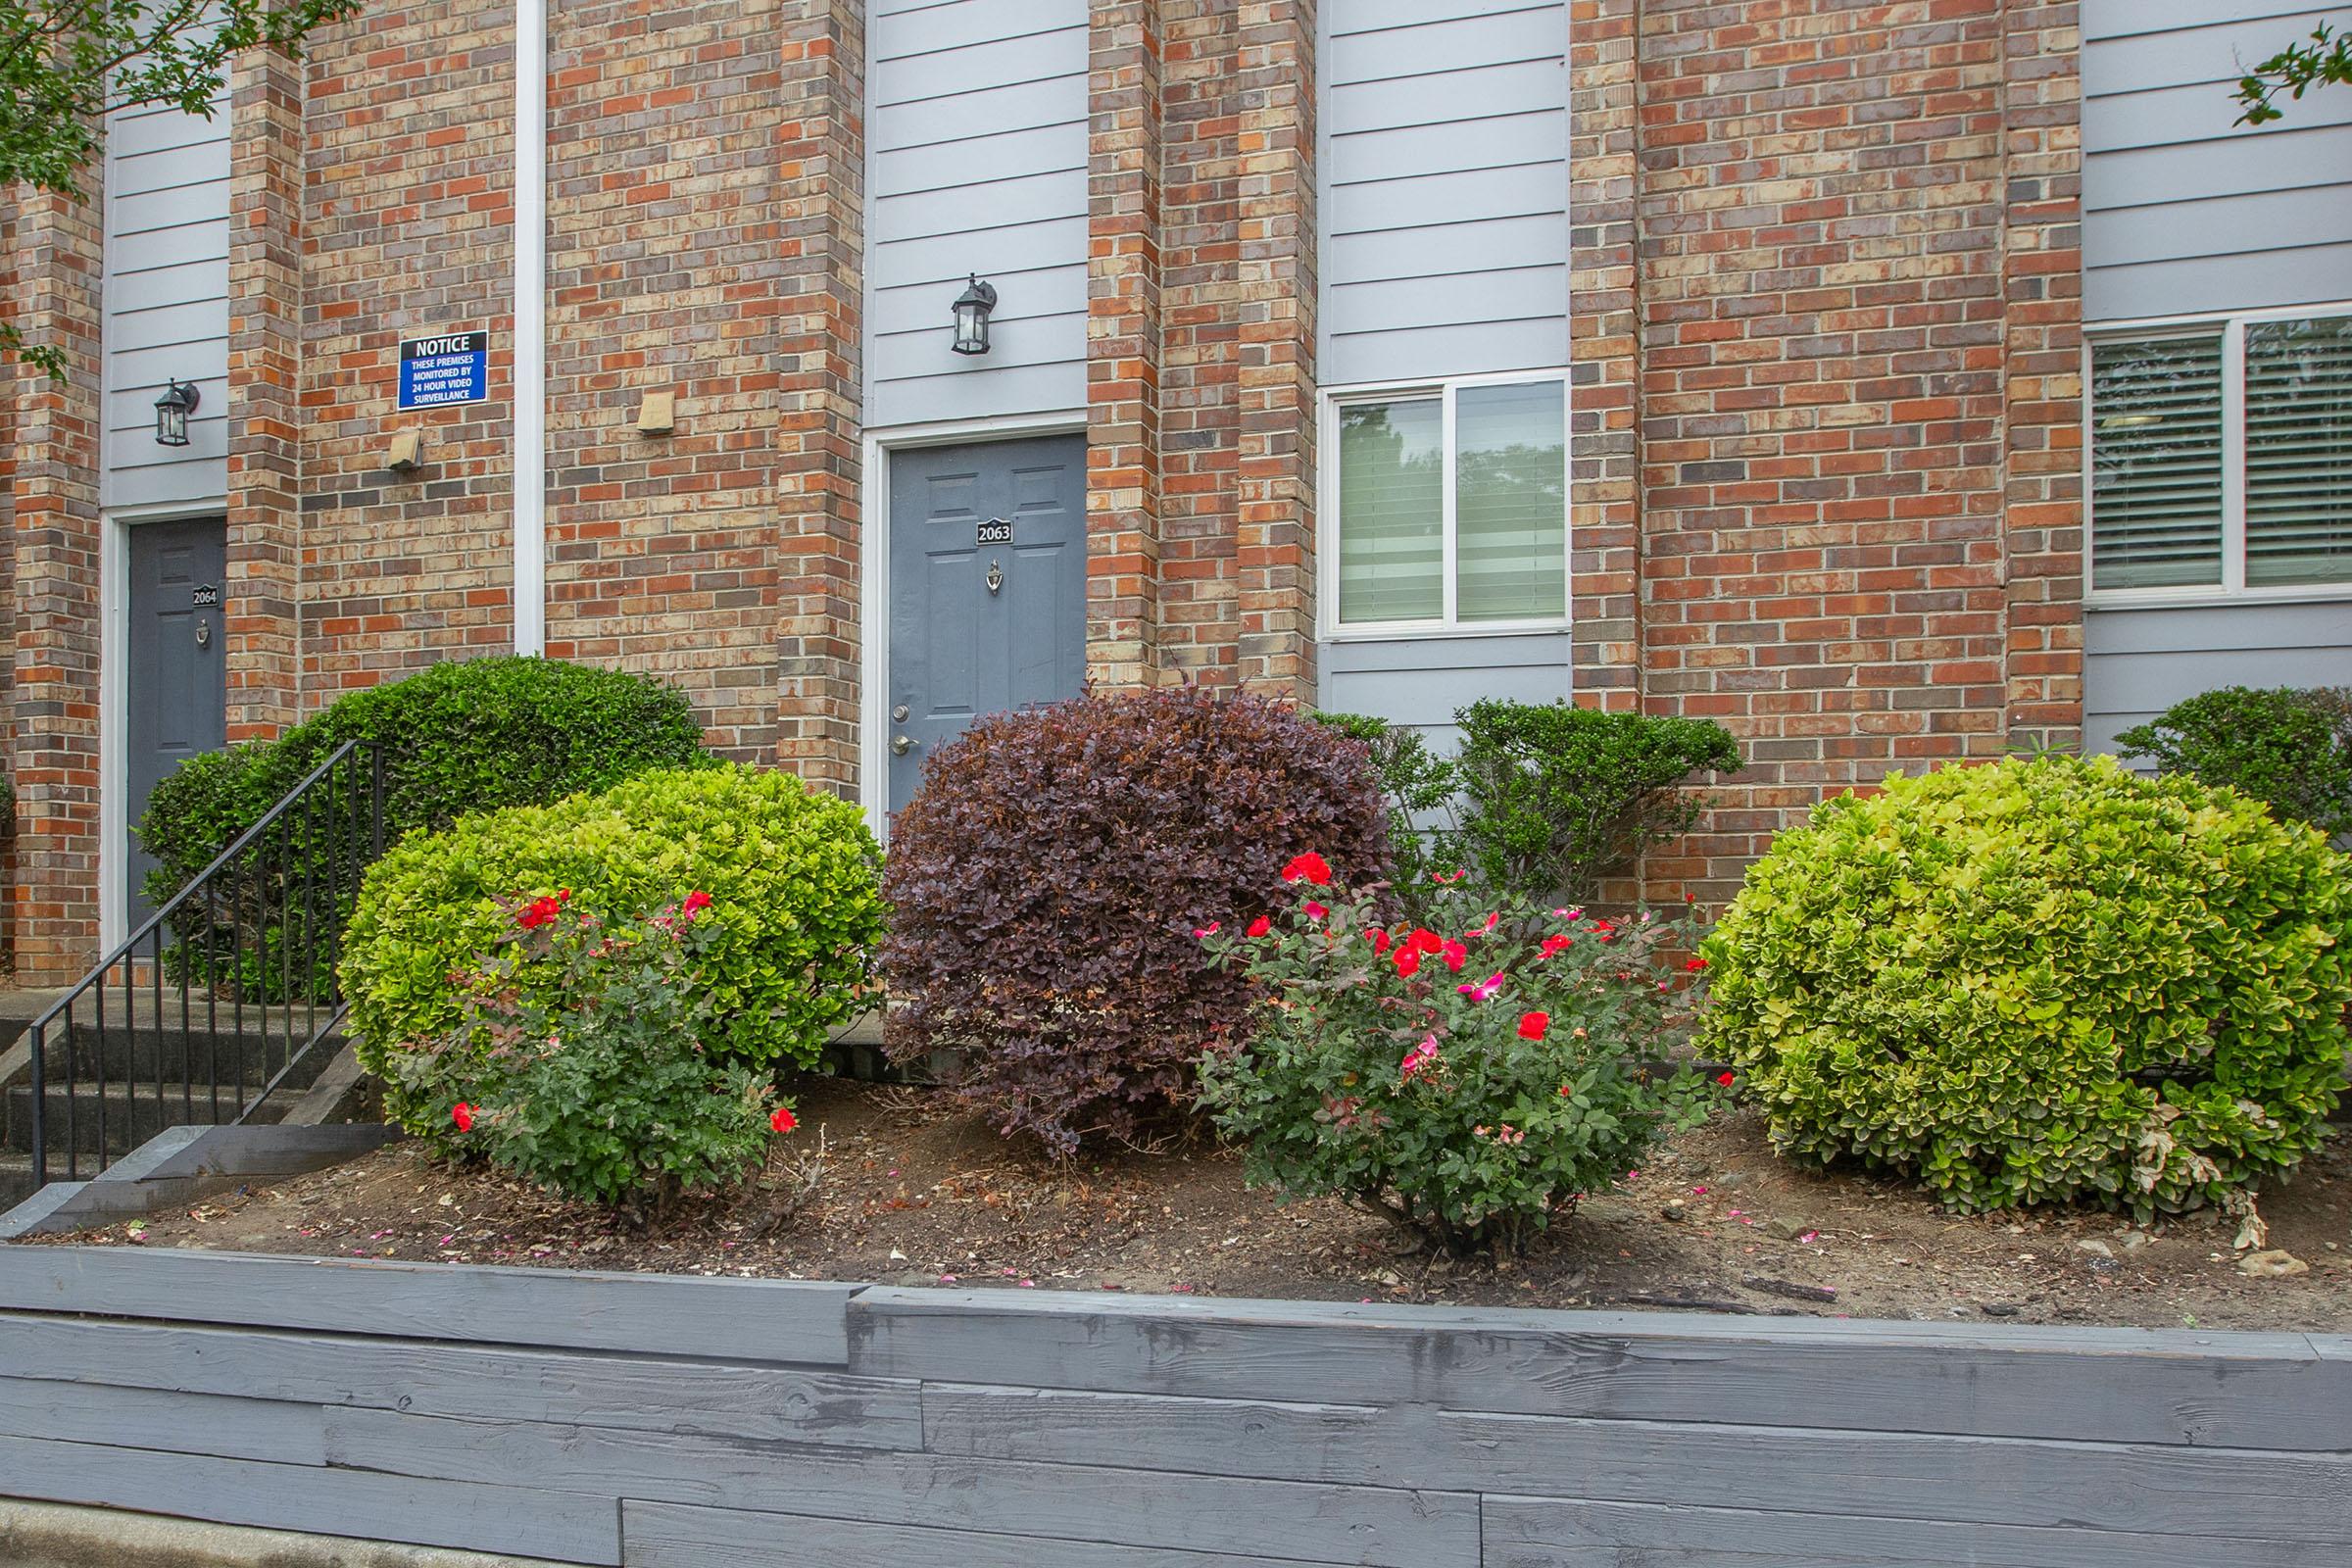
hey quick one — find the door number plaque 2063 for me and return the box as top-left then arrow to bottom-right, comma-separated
975,516 -> 1012,545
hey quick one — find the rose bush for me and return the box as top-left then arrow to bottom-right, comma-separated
344,762 -> 883,1130
397,890 -> 792,1211
1198,868 -> 1720,1253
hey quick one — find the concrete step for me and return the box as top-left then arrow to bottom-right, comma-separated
0,1153 -> 35,1214
5,1079 -> 300,1161
23,1016 -> 344,1087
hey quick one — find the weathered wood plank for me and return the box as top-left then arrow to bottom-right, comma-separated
852,1288 -> 2352,1449
0,1432 -> 620,1564
0,1311 -> 921,1450
923,1382 -> 2352,1544
0,1247 -> 858,1365
621,1500 -> 1424,1568
1481,1494 -> 2333,1568
0,1376 -> 324,1465
325,1408 -> 1478,1568
918,1380 -> 2352,1541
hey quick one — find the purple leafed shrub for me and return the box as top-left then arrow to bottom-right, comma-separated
879,688 -> 1391,1152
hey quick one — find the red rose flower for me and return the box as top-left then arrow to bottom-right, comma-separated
1369,928 -> 1393,956
1716,1071 -> 1735,1087
451,1102 -> 474,1133
770,1104 -> 798,1134
682,890 -> 712,917
1538,933 -> 1574,959
1407,927 -> 1446,956
1440,939 -> 1469,973
1280,852 -> 1332,887
1394,947 -> 1421,979
1685,956 -> 1707,972
1192,920 -> 1221,939
516,895 -> 564,930
1517,1010 -> 1549,1041
1303,901 -> 1328,921
1247,915 -> 1273,939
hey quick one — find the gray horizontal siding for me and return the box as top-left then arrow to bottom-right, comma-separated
2083,601 -> 2352,753
1320,0 -> 1570,386
103,97 -> 230,510
863,0 -> 1087,429
1319,632 -> 1571,738
2082,2 -> 2352,322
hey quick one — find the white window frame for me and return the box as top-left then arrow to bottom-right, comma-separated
2085,300 -> 2352,609
1317,368 -> 1574,642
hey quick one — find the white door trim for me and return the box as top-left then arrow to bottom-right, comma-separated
856,410 -> 1087,838
101,501 -> 230,952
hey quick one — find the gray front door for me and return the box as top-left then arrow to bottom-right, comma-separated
887,435 -> 1087,814
126,517 -> 228,923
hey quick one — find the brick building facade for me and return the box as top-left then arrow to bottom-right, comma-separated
7,0 -> 2346,984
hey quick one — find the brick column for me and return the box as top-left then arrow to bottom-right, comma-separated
1086,0 -> 1165,693
225,49 -> 307,742
8,180 -> 105,982
1231,0 -> 1318,700
1999,0 -> 2085,750
1569,0 -> 1642,713
770,0 -> 866,793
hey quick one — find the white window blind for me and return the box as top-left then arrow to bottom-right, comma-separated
1456,381 -> 1567,622
1336,399 -> 1443,623
2245,315 -> 2352,587
2089,335 -> 2225,590
1331,376 -> 1568,630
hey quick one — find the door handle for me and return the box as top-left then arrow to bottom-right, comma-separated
891,735 -> 915,757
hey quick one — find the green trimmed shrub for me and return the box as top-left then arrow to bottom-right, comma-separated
1312,710 -> 1459,900
2116,685 -> 2352,839
880,688 -> 1391,1152
137,657 -> 710,999
1701,754 -> 2352,1221
1451,700 -> 1740,901
343,763 -> 884,1133
1199,877 -> 1721,1253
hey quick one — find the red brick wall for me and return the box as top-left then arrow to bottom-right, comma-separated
296,0 -> 519,704
1093,0 -> 1318,696
1625,0 -> 2083,904
540,0 -> 834,764
6,179 -> 105,981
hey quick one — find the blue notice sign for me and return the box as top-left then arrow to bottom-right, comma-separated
398,331 -> 489,410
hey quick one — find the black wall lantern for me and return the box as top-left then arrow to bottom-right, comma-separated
154,379 -> 200,447
952,275 -> 998,357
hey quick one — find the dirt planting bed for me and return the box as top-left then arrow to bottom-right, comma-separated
23,1078 -> 2352,1332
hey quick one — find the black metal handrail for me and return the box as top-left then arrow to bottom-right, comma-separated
21,740 -> 385,1189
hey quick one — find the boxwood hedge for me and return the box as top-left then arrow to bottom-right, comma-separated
1700,754 -> 2352,1220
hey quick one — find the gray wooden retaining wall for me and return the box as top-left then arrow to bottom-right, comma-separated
1,1247 -> 2348,1566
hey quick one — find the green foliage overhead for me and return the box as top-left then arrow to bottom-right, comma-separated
2235,24 -> 2351,125
344,763 -> 885,1133
2115,685 -> 2352,841
1701,755 -> 2352,1222
2,1 -> 362,373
